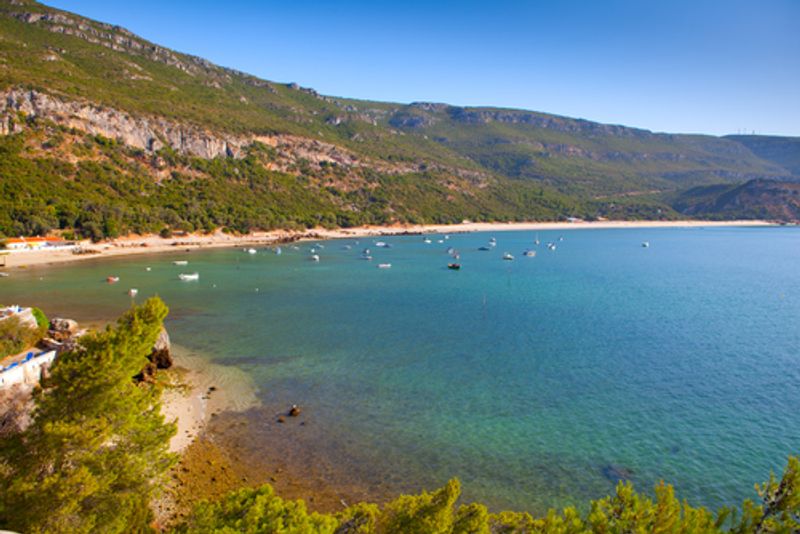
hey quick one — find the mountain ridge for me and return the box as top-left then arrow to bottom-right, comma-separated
0,0 -> 798,240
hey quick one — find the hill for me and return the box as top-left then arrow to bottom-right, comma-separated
0,0 -> 798,239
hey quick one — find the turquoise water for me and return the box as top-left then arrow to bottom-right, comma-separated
2,227 -> 799,512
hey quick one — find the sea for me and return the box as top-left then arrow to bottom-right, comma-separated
2,226 -> 798,513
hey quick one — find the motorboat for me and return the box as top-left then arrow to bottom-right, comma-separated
502,253 -> 514,260
448,263 -> 461,270
128,288 -> 138,297
523,249 -> 536,257
179,272 -> 199,281
173,260 -> 188,265
106,276 -> 119,283
377,263 -> 392,269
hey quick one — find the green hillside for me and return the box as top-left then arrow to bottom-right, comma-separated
0,0 -> 798,239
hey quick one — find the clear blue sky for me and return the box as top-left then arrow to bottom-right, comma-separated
43,0 -> 800,136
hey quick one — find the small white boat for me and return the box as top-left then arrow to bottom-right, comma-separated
558,236 -> 564,242
375,241 -> 388,248
291,246 -> 300,251
489,237 -> 497,244
547,243 -> 557,251
310,254 -> 320,262
642,241 -> 650,248
128,288 -> 138,297
145,267 -> 152,272
173,260 -> 188,266
361,255 -> 373,260
310,248 -> 317,254
342,245 -> 352,250
179,272 -> 199,281
437,240 -> 444,244
523,250 -> 536,257
444,235 -> 450,240
534,233 -> 540,246
423,238 -> 432,244
502,253 -> 514,260
275,247 -> 282,255
247,248 -> 257,255
0,272 -> 9,278
377,263 -> 392,269
363,248 -> 371,255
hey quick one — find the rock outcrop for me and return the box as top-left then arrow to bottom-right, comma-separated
135,326 -> 172,382
1,88 -> 250,159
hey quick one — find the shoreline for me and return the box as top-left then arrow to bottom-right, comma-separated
1,219 -> 779,270
159,346 -> 259,454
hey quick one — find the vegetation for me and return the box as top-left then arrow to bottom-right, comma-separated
0,297 -> 176,534
0,123 -> 596,240
0,313 -> 45,357
177,460 -> 800,533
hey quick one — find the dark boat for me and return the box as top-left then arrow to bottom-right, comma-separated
448,263 -> 461,270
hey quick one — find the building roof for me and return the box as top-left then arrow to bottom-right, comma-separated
5,237 -> 64,244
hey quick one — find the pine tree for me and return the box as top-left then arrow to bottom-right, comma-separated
0,297 -> 176,534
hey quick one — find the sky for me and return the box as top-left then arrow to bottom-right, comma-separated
43,0 -> 800,136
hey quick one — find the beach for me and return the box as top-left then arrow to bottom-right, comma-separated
1,219 -> 777,270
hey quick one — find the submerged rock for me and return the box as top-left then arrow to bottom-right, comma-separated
602,464 -> 634,484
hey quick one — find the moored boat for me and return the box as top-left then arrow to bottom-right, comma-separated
502,252 -> 514,260
173,260 -> 188,265
128,288 -> 138,297
377,263 -> 392,269
179,272 -> 199,281
106,276 -> 119,283
448,263 -> 461,270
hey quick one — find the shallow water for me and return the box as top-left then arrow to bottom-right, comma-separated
2,227 -> 799,512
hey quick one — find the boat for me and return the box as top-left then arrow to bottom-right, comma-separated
489,237 -> 497,244
361,255 -> 373,260
310,254 -> 320,262
275,247 -> 282,255
362,248 -> 371,255
642,241 -> 650,248
146,267 -> 152,271
375,241 -> 388,248
377,263 -> 392,269
547,243 -> 557,251
478,246 -> 491,251
128,288 -> 138,297
342,245 -> 352,250
106,276 -> 119,283
0,272 -> 8,278
247,248 -> 257,255
534,233 -> 540,246
446,247 -> 455,255
523,250 -> 537,257
173,260 -> 188,266
423,238 -> 432,244
448,263 -> 461,270
502,253 -> 514,260
179,272 -> 199,281
558,236 -> 564,242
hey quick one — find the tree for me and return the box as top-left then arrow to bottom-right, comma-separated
178,457 -> 800,533
0,297 -> 176,534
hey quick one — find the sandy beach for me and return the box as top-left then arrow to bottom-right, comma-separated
1,219 -> 778,270
159,347 -> 258,453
